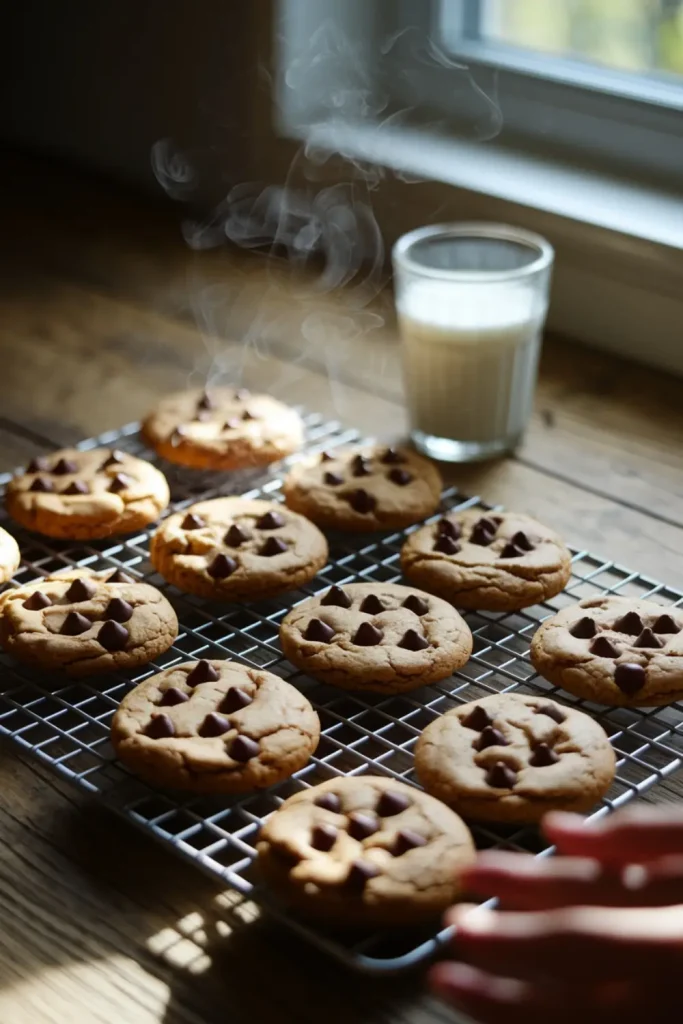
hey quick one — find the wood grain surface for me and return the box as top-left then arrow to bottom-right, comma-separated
0,152 -> 682,1023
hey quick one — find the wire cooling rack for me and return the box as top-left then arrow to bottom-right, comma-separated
1,413 -> 683,974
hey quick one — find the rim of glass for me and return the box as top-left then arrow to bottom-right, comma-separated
392,222 -> 554,282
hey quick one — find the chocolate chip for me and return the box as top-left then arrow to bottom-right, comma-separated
353,622 -> 382,646
101,450 -> 125,468
257,511 -> 285,530
97,620 -> 129,651
590,636 -> 620,658
182,513 -> 206,530
61,611 -> 91,635
199,712 -> 232,738
107,569 -> 135,584
437,518 -> 461,540
376,791 -> 410,817
485,762 -> 517,788
500,542 -> 526,559
66,577 -> 97,602
27,457 -> 49,473
614,662 -> 646,696
634,627 -> 662,649
470,521 -> 496,546
321,586 -> 352,609
63,480 -> 90,495
197,390 -> 214,411
225,524 -> 250,546
159,687 -> 190,707
105,597 -> 133,623
360,594 -> 384,614
30,478 -> 53,493
535,704 -> 566,724
351,454 -> 372,477
304,619 -> 335,643
145,715 -> 175,739
393,829 -> 427,856
109,473 -> 133,494
207,553 -> 238,579
261,537 -> 288,557
53,458 -> 78,475
347,489 -> 376,514
613,611 -> 643,635
402,594 -> 429,616
530,743 -> 560,767
241,410 -> 256,421
388,468 -> 412,486
398,629 -> 429,651
346,860 -> 379,890
23,590 -> 52,610
220,687 -> 253,713
570,616 -> 597,639
311,824 -> 338,852
434,536 -> 461,555
475,726 -> 508,751
477,516 -> 499,533
323,471 -> 344,486
463,705 -> 493,731
187,660 -> 220,686
229,735 -> 259,761
380,447 -> 405,464
653,614 -> 679,634
314,792 -> 341,813
319,451 -> 333,462
511,530 -> 534,552
347,812 -> 378,841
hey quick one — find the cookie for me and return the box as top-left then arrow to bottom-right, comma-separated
0,527 -> 20,584
111,659 -> 320,792
150,497 -> 328,601
5,448 -> 170,540
401,509 -> 572,611
257,776 -> 475,926
415,693 -> 615,824
279,582 -> 472,693
283,445 -> 442,532
141,387 -> 303,470
0,568 -> 178,677
530,595 -> 683,707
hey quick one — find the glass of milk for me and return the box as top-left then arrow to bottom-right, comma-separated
393,223 -> 554,462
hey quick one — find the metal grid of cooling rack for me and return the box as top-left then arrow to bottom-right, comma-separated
1,413 -> 683,974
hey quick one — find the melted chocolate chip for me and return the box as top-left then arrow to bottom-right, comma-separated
398,629 -> 429,651
66,577 -> 97,602
241,410 -> 256,421
393,829 -> 427,856
63,480 -> 90,495
101,450 -> 125,468
351,454 -> 372,477
485,762 -> 517,788
311,824 -> 338,852
30,478 -> 53,493
61,611 -> 91,635
186,660 -> 220,686
53,458 -> 78,475
470,521 -> 496,546
380,448 -> 405,464
634,627 -> 662,649
653,614 -> 679,634
570,616 -> 597,639
463,705 -> 493,731
613,611 -> 643,635
229,735 -> 259,761
304,619 -> 335,643
145,715 -> 175,739
360,594 -> 384,614
314,792 -> 341,813
225,524 -> 250,546
207,553 -> 237,579
346,860 -> 379,890
105,597 -> 133,623
220,687 -> 253,713
530,743 -> 560,767
107,569 -> 135,584
23,590 -> 52,610
27,457 -> 49,473
182,513 -> 206,530
347,489 -> 376,515
353,622 -> 382,646
323,471 -> 344,487
159,687 -> 190,707
500,542 -> 526,559
402,594 -> 429,616
97,620 -> 129,651
511,530 -> 534,552
347,812 -> 378,841
535,704 -> 567,724
321,586 -> 352,609
590,636 -> 620,658
261,537 -> 288,557
199,713 -> 232,738
109,473 -> 133,494
475,726 -> 508,751
388,468 -> 412,486
197,390 -> 214,411
257,510 -> 285,530
434,535 -> 461,555
437,518 -> 461,540
614,662 -> 646,696
377,791 -> 410,817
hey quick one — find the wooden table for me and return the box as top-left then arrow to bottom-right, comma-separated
0,152 -> 682,1023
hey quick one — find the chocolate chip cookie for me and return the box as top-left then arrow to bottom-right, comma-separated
5,448 -> 170,540
415,693 -> 615,824
401,510 -> 572,611
111,659 -> 320,792
0,526 -> 20,584
531,596 -> 683,707
142,387 -> 304,470
282,445 -> 442,532
150,497 -> 328,601
257,776 -> 475,926
279,582 -> 472,693
0,568 -> 178,677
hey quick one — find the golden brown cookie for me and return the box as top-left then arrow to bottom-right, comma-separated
141,387 -> 304,470
111,659 -> 320,792
5,448 -> 169,540
401,509 -> 572,611
257,776 -> 475,926
0,526 -> 20,584
283,445 -> 442,532
150,497 -> 328,601
414,693 -> 615,824
279,582 -> 472,693
0,568 -> 178,677
530,595 -> 683,707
